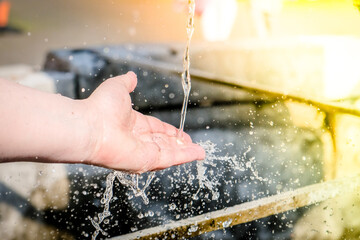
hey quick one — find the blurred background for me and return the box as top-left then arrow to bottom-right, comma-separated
1,0 -> 360,67
3,1 -> 360,240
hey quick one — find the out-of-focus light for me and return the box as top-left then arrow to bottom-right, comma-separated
320,37 -> 360,100
250,0 -> 283,37
354,0 -> 360,12
200,0 -> 238,41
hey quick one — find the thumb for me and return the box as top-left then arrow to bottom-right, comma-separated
121,71 -> 138,93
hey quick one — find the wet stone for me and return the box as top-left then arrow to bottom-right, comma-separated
50,114 -> 322,239
44,49 -> 112,99
45,71 -> 77,99
43,44 -> 270,104
36,44 -> 325,239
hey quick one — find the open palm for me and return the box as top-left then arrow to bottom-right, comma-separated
85,72 -> 205,173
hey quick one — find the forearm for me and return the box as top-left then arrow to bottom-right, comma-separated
0,73 -> 205,172
0,78 -> 92,163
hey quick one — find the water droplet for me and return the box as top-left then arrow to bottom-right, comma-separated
188,225 -> 198,234
222,219 -> 233,228
169,203 -> 177,210
197,117 -> 204,124
103,47 -> 110,54
169,93 -> 175,99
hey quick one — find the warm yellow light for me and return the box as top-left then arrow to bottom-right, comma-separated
320,37 -> 360,99
200,0 -> 238,41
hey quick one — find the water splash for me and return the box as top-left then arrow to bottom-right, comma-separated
115,171 -> 155,204
180,141 -> 268,201
194,141 -> 236,200
90,171 -> 155,239
90,140 -> 267,239
89,172 -> 115,240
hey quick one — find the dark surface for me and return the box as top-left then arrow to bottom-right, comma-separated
37,44 -> 324,239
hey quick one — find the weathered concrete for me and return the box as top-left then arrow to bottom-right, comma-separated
41,44 -> 324,239
0,65 -> 72,240
0,43 -> 334,239
191,37 -> 360,101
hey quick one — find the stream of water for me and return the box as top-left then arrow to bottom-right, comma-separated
178,0 -> 196,138
89,1 -> 267,239
89,138 -> 269,239
90,2 -> 196,238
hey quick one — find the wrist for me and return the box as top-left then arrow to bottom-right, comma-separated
43,97 -> 98,165
64,99 -> 99,165
74,98 -> 104,166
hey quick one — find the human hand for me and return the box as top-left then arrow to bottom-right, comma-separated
84,72 -> 205,173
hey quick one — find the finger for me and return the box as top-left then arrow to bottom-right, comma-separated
140,115 -> 193,143
154,143 -> 206,170
132,134 -> 205,173
146,116 -> 177,136
113,71 -> 137,93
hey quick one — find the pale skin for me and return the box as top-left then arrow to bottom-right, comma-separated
0,72 -> 205,173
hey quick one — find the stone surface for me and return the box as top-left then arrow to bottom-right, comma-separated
45,71 -> 77,99
0,64 -> 56,93
43,44 -> 270,106
44,49 -> 112,99
0,163 -> 71,240
191,37 -> 360,100
42,44 -> 325,239
55,103 -> 322,239
0,64 -> 34,80
0,44 -> 326,240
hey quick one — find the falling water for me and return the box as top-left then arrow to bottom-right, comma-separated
90,2 -> 197,238
90,171 -> 155,239
90,172 -> 115,240
178,0 -> 196,138
89,140 -> 268,239
89,1 -> 267,238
